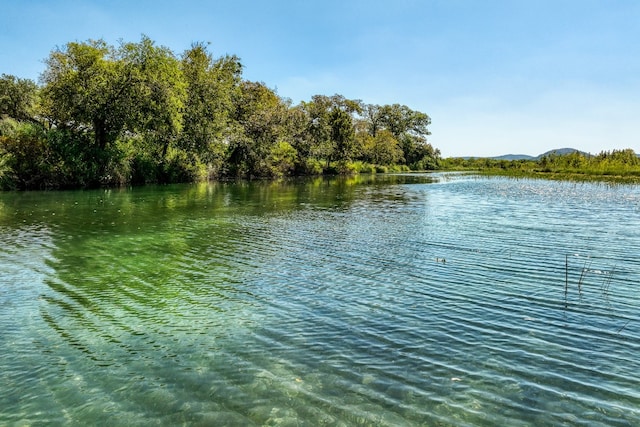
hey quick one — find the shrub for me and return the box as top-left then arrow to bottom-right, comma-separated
267,140 -> 297,177
296,158 -> 324,175
0,120 -> 61,189
375,165 -> 388,173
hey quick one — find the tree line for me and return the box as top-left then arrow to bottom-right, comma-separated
442,148 -> 640,180
0,36 -> 439,189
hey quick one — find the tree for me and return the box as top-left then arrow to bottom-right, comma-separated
357,103 -> 436,169
598,148 -> 639,166
283,105 -> 311,170
297,94 -> 362,168
401,134 -> 440,169
228,81 -> 293,177
0,74 -> 39,122
297,96 -> 334,165
40,39 -> 137,149
17,36 -> 439,185
363,104 -> 383,137
119,36 -> 186,161
38,36 -> 191,184
40,36 -> 187,155
180,43 -> 242,171
329,107 -> 356,163
368,130 -> 403,165
378,104 -> 431,140
266,140 -> 298,177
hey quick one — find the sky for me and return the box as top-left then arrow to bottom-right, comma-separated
2,0 -> 639,157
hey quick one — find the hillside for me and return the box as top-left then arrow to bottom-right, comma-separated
536,148 -> 590,159
459,148 -> 587,160
492,154 -> 536,160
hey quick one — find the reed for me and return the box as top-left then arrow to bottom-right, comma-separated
577,260 -> 590,295
601,265 -> 616,296
565,254 -> 569,298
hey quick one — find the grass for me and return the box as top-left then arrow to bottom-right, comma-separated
441,150 -> 640,184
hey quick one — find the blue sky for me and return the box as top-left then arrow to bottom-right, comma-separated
2,0 -> 639,157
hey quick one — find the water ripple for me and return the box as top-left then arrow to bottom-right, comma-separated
1,176 -> 640,425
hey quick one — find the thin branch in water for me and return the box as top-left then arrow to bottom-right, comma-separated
617,319 -> 630,334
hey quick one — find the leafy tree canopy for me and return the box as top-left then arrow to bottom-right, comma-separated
1,36 -> 437,189
0,74 -> 38,122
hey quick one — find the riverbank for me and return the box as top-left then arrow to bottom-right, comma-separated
441,149 -> 640,184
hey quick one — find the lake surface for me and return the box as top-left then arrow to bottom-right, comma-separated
1,173 -> 639,426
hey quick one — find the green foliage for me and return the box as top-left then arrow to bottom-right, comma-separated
377,104 -> 431,140
296,95 -> 365,168
297,97 -> 332,159
442,149 -> 640,182
47,128 -> 130,188
329,108 -> 356,162
46,128 -> 99,187
296,158 -> 325,175
0,152 -> 12,189
0,117 -> 19,136
348,161 -> 374,174
0,74 -> 38,121
122,36 -> 187,159
40,39 -> 134,148
371,130 -> 404,165
1,36 -> 439,189
160,147 -> 206,183
535,149 -> 640,178
180,43 -> 242,172
0,119 -> 59,189
228,81 -> 294,177
128,150 -> 159,185
355,103 -> 437,170
266,140 -> 298,177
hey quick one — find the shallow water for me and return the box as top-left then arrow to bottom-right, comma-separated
1,174 -> 639,426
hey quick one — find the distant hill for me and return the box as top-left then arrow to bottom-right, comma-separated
457,147 -> 588,160
492,154 -> 536,160
535,148 -> 589,159
455,148 -> 639,161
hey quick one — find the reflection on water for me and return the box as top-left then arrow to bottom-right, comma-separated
1,174 -> 639,426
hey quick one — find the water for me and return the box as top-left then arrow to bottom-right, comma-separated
1,173 -> 639,426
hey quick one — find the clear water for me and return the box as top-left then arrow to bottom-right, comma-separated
1,174 -> 639,426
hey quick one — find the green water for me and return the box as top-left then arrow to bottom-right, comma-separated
1,174 -> 639,426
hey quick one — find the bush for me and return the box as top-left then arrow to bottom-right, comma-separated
337,161 -> 359,175
47,128 -> 105,188
0,152 -> 13,189
0,120 -> 61,189
295,158 -> 324,175
352,161 -> 376,174
375,165 -> 388,173
389,164 -> 411,172
411,156 -> 439,171
266,140 -> 297,177
160,147 -> 205,183
0,117 -> 20,136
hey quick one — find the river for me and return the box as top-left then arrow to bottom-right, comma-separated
1,173 -> 639,426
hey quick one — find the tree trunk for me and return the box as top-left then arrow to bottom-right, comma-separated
94,117 -> 107,149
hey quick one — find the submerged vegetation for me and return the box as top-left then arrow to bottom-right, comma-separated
442,149 -> 640,183
0,36 -> 438,189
